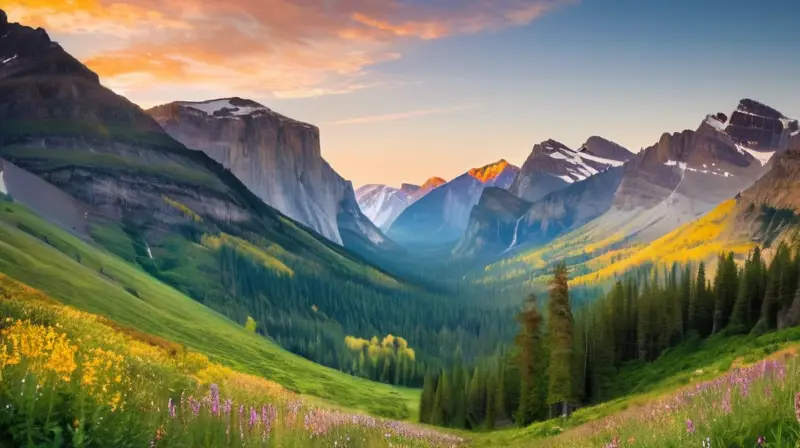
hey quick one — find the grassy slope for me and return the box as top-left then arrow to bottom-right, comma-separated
481,199 -> 753,287
474,325 -> 800,446
0,200 -> 419,419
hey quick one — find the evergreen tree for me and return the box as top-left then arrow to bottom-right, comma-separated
514,294 -> 544,426
419,371 -> 437,423
431,371 -> 446,426
546,262 -> 574,416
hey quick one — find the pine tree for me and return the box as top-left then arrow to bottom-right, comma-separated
514,293 -> 544,426
419,371 -> 437,423
431,371 -> 446,426
546,262 -> 574,416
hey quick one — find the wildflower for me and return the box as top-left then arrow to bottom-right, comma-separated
757,435 -> 766,446
702,437 -> 711,448
686,419 -> 695,434
720,388 -> 732,415
209,384 -> 220,416
796,392 -> 800,423
249,406 -> 258,429
168,398 -> 176,418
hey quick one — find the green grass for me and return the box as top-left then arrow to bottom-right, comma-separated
473,328 -> 800,447
0,119 -> 184,150
0,146 -> 227,192
0,292 -> 461,447
0,201 -> 419,420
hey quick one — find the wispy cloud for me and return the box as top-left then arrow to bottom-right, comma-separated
325,105 -> 477,126
3,0 -> 573,101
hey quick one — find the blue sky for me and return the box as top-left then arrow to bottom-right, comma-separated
9,0 -> 800,187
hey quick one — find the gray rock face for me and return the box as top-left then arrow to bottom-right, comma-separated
510,138 -> 631,203
454,167 -> 625,259
148,99 -> 390,247
389,160 -> 518,246
725,99 -> 797,150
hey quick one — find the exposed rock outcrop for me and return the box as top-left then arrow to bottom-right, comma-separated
510,138 -> 631,203
148,99 -> 392,248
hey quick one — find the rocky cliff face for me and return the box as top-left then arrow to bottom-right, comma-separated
147,99 -> 391,248
388,161 -> 518,246
556,99 -> 794,249
454,167 -> 625,259
725,99 -> 798,151
510,138 -> 631,202
0,15 -> 268,232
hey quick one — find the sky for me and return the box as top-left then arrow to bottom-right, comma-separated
5,0 -> 800,188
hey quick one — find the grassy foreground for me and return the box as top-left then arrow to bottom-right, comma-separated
475,328 -> 800,447
0,277 -> 462,447
0,201 -> 417,419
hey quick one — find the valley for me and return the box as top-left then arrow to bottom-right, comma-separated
2,4 -> 800,448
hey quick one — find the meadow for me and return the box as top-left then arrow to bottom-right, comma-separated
0,276 -> 463,447
0,200 -> 417,419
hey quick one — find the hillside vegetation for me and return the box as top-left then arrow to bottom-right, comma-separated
0,275 -> 463,447
0,199 -> 418,418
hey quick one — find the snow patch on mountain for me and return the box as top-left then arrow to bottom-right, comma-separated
178,99 -> 271,117
735,144 -> 775,166
545,147 -> 608,182
356,184 -> 412,230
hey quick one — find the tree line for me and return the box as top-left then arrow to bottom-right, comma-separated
419,262 -> 575,428
419,243 -> 800,429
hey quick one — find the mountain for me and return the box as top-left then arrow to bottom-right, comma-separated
410,177 -> 446,202
509,137 -> 633,203
602,104 -> 789,243
474,100 -> 798,288
355,177 -> 446,230
356,184 -> 412,230
147,98 -> 391,249
454,166 -> 626,258
3,10 -> 499,378
388,160 -> 519,246
454,137 -> 632,259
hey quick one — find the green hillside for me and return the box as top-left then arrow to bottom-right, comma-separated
0,198 -> 417,418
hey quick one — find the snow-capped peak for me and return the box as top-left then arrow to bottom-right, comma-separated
356,184 -> 412,230
178,97 -> 271,117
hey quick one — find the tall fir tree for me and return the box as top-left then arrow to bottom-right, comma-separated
514,293 -> 544,426
546,262 -> 574,415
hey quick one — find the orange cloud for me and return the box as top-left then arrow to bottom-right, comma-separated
3,0 -> 572,102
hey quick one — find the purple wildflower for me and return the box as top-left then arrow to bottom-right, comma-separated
168,398 -> 176,419
210,384 -> 220,416
686,419 -> 695,434
189,396 -> 200,417
757,435 -> 766,446
249,406 -> 258,429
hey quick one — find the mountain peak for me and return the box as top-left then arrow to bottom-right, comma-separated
421,177 -> 446,189
468,159 -> 516,183
736,98 -> 786,120
400,183 -> 421,195
579,136 -> 634,162
532,139 -> 572,155
176,98 -> 271,117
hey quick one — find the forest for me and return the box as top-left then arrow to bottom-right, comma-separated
419,243 -> 800,429
108,221 -> 519,387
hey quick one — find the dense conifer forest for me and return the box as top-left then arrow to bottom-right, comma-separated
419,243 -> 800,429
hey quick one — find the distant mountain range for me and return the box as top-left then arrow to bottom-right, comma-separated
386,160 -> 519,246
355,178 -> 445,231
